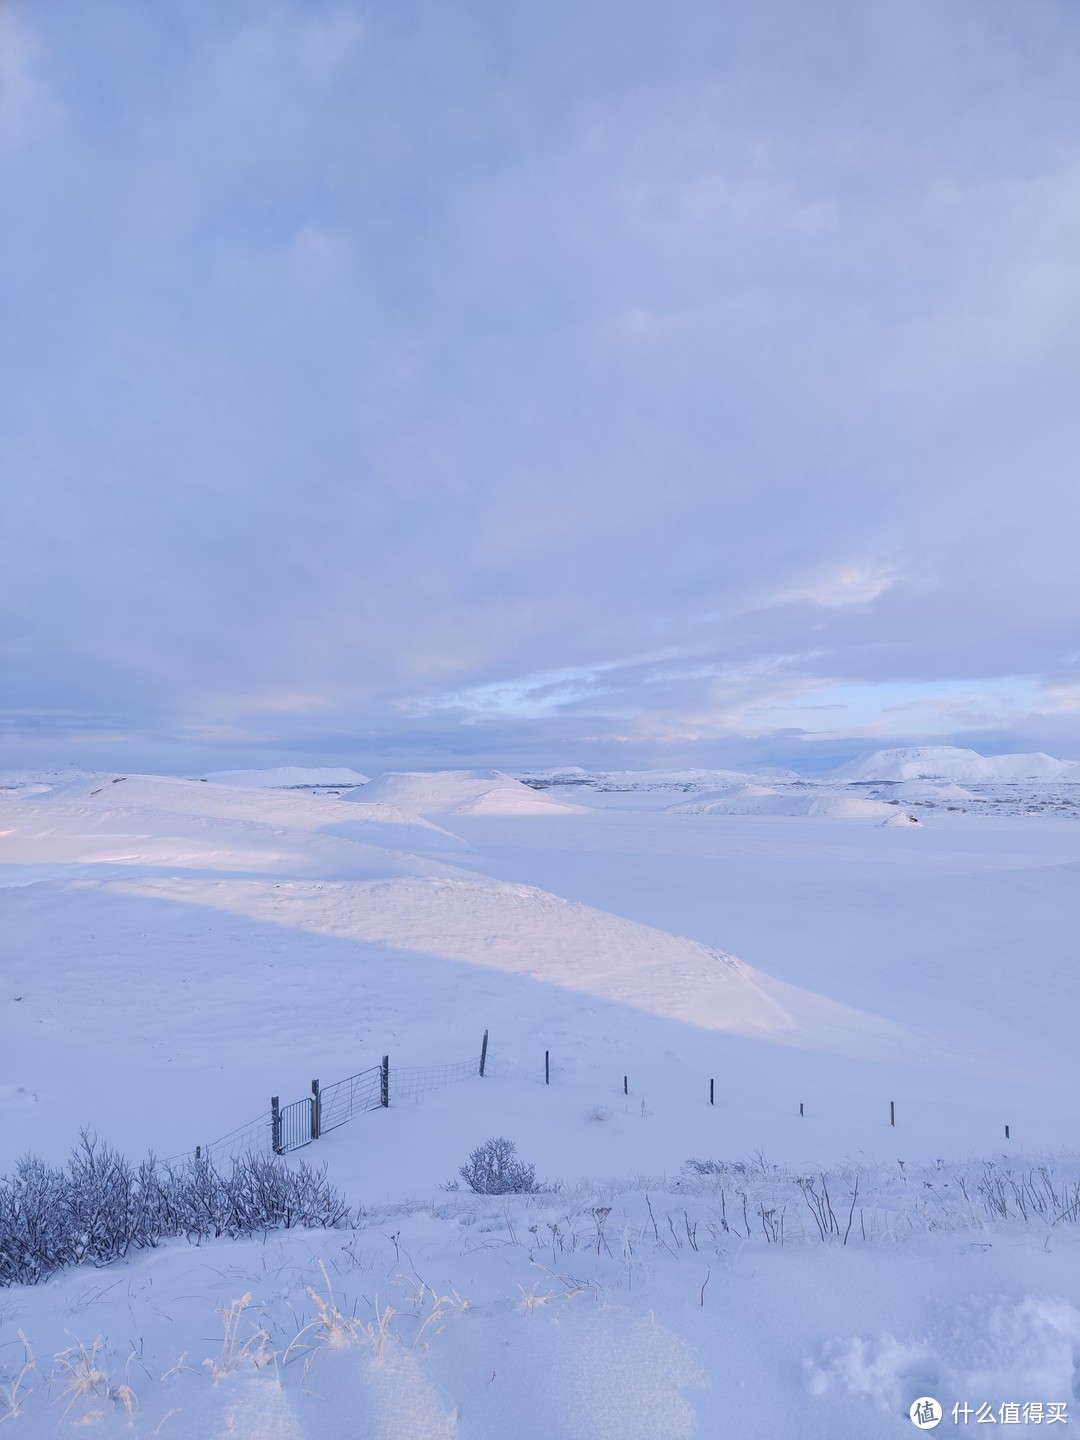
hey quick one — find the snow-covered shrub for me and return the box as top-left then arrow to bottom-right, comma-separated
0,1155 -> 68,1285
218,1152 -> 350,1236
64,1134 -> 142,1265
0,1133 -> 352,1287
456,1137 -> 538,1195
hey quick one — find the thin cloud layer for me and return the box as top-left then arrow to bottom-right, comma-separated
2,0 -> 1080,772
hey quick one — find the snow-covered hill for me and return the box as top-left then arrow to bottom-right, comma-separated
356,768 -> 584,815
201,765 -> 370,789
827,745 -> 1078,782
667,784 -> 894,817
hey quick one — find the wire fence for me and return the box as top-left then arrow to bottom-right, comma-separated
392,1057 -> 483,1104
166,1112 -> 272,1167
165,1031 -> 546,1165
163,1045 -> 1031,1173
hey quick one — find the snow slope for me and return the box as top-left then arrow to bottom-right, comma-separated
0,772 -> 469,884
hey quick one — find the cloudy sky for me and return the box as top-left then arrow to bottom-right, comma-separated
3,0 -> 1080,775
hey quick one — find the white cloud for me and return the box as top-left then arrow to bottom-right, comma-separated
0,4 -> 35,144
774,563 -> 898,609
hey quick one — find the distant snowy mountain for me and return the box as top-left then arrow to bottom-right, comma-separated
827,746 -> 1077,783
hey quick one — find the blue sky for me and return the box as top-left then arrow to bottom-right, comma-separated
3,0 -> 1080,774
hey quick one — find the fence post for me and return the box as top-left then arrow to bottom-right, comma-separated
271,1096 -> 282,1155
195,1145 -> 201,1161
311,1079 -> 321,1141
381,1055 -> 390,1108
479,1029 -> 489,1078
800,1103 -> 804,1118
1005,1124 -> 1010,1140
890,1100 -> 895,1128
710,1078 -> 714,1106
545,1050 -> 550,1085
623,1075 -> 628,1096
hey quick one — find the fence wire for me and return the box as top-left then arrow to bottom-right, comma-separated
391,1056 -> 481,1104
483,1055 -> 547,1085
166,1112 -> 271,1167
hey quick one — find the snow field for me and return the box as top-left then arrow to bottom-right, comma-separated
3,1165 -> 1080,1437
4,765 -> 1080,1435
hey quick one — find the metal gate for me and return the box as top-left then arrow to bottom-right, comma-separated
273,1096 -> 313,1154
319,1065 -> 382,1133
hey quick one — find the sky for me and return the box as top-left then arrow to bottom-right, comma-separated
3,0 -> 1080,776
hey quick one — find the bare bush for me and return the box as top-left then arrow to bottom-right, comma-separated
0,1132 -> 352,1287
455,1137 -> 539,1195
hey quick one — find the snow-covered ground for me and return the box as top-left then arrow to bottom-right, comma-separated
2,756 -> 1080,1436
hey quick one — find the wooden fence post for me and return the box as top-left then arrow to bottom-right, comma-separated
799,1103 -> 804,1117
271,1096 -> 282,1154
479,1029 -> 489,1077
545,1050 -> 550,1085
1005,1124 -> 1010,1140
710,1078 -> 714,1106
380,1056 -> 390,1108
310,1079 -> 320,1141
623,1075 -> 628,1096
890,1100 -> 895,1128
